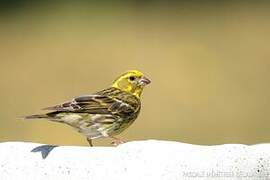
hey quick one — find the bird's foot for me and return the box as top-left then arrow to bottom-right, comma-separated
109,136 -> 126,146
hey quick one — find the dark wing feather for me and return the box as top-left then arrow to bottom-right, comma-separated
43,92 -> 138,117
43,95 -> 111,113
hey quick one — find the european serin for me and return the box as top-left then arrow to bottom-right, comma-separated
25,70 -> 151,146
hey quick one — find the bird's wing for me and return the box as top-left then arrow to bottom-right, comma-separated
43,94 -> 136,116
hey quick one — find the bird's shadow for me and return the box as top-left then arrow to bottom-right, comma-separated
31,145 -> 58,159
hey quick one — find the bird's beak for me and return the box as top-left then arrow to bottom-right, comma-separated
139,76 -> 151,86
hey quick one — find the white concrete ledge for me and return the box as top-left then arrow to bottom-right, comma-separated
0,140 -> 270,180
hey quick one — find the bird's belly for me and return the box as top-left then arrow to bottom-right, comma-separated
55,112 -> 137,139
80,117 -> 136,138
106,117 -> 137,136
55,113 -> 108,139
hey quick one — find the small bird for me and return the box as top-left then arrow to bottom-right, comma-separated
24,70 -> 151,146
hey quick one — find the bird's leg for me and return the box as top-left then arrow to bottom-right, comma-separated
109,136 -> 126,146
87,138 -> 93,147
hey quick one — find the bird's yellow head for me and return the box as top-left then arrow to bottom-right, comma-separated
112,70 -> 151,98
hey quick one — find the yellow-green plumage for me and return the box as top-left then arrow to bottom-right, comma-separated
25,70 -> 151,146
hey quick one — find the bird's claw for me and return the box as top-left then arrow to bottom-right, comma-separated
110,137 -> 126,146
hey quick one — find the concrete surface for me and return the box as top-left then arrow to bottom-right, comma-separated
0,140 -> 270,180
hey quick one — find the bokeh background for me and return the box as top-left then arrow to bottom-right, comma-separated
0,0 -> 270,146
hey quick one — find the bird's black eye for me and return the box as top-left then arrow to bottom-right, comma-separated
129,76 -> 136,81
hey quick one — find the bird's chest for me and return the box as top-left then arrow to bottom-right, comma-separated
109,107 -> 140,135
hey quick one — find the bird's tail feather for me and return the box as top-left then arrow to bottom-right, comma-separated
24,114 -> 48,119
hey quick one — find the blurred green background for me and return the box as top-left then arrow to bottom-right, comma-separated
0,1 -> 269,146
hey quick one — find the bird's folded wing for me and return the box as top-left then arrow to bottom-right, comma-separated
43,94 -> 135,116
